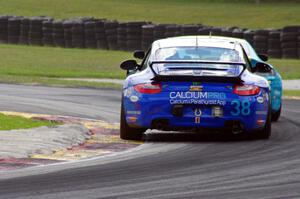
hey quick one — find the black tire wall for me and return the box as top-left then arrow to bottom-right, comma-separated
0,15 -> 299,59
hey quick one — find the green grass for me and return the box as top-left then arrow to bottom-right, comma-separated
0,44 -> 299,90
0,0 -> 299,29
268,59 -> 300,79
0,44 -> 127,79
283,90 -> 300,97
0,74 -> 122,90
0,113 -> 56,130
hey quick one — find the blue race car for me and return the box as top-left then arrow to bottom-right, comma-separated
120,36 -> 272,140
236,38 -> 282,122
190,36 -> 282,122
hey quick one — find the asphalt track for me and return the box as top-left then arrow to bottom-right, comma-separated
0,84 -> 299,199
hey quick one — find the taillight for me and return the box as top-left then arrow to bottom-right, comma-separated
233,84 -> 260,96
134,83 -> 162,94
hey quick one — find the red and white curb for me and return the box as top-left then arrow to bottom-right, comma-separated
0,111 -> 142,170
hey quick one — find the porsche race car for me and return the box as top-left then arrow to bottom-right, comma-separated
120,36 -> 272,140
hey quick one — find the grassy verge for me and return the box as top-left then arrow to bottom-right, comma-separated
0,0 -> 299,29
0,44 -> 127,79
0,113 -> 57,130
0,44 -> 299,82
268,59 -> 300,79
0,75 -> 123,89
283,90 -> 300,98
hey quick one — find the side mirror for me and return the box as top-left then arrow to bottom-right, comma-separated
253,62 -> 272,73
133,50 -> 145,59
258,54 -> 268,62
120,60 -> 138,70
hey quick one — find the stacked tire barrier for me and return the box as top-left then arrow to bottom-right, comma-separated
126,22 -> 147,51
0,16 -> 9,43
181,25 -> 200,36
117,22 -> 127,50
53,20 -> 65,47
0,15 -> 299,59
153,24 -> 166,41
84,20 -> 97,49
63,20 -> 73,48
105,20 -> 118,50
29,17 -> 52,46
71,20 -> 85,48
7,16 -> 22,44
141,24 -> 155,50
243,29 -> 254,44
281,26 -> 299,59
95,20 -> 108,49
253,29 -> 269,55
268,30 -> 281,58
42,20 -> 53,46
165,25 -> 179,37
20,18 -> 30,45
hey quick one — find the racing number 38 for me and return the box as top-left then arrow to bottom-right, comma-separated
231,100 -> 251,116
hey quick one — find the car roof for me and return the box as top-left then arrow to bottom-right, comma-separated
153,36 -> 245,50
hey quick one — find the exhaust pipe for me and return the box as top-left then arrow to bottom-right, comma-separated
232,123 -> 243,134
152,119 -> 169,130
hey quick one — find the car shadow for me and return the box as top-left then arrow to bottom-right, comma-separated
143,129 -> 261,143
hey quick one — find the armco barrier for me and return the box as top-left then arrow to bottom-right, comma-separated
0,15 -> 299,59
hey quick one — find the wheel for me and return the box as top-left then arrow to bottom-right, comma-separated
258,105 -> 272,139
272,104 -> 281,122
120,102 -> 144,140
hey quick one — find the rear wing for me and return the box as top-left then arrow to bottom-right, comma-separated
149,61 -> 246,83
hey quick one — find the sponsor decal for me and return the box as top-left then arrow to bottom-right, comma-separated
194,109 -> 201,124
257,96 -> 264,103
124,88 -> 133,97
231,100 -> 251,116
189,85 -> 203,92
255,111 -> 267,115
128,116 -> 137,122
212,106 -> 223,117
130,95 -> 139,102
170,92 -> 226,99
194,109 -> 202,116
127,110 -> 141,115
169,91 -> 226,105
193,82 -> 201,86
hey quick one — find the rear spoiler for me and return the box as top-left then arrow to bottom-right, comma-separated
149,61 -> 246,83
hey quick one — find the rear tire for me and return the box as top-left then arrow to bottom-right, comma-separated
120,102 -> 144,140
272,104 -> 281,122
258,105 -> 272,139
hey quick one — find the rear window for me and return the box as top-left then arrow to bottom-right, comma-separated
154,47 -> 243,63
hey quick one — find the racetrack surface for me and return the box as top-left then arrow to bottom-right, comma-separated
0,84 -> 299,199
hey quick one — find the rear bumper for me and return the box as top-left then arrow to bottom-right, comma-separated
124,91 -> 270,133
127,112 -> 265,133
